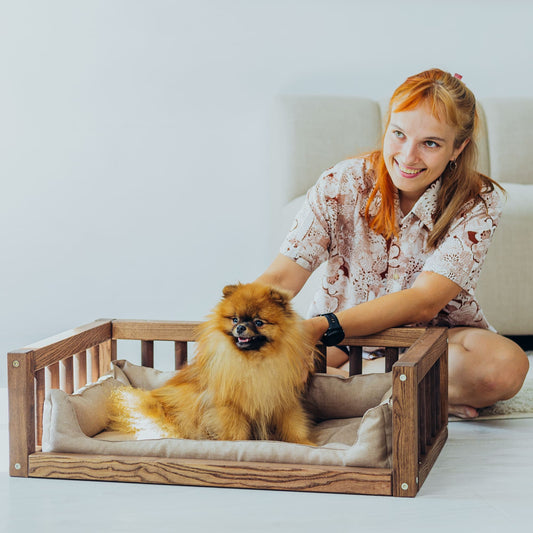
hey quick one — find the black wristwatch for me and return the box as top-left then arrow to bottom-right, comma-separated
320,313 -> 345,346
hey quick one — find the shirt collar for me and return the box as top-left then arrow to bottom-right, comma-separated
400,178 -> 441,230
366,177 -> 441,231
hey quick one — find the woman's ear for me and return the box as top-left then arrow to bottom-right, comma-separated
452,137 -> 470,161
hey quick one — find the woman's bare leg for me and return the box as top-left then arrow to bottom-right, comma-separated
447,327 -> 529,418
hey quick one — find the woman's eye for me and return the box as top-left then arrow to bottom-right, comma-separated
392,130 -> 405,139
425,140 -> 439,148
254,319 -> 264,327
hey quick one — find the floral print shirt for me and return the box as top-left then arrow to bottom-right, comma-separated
281,157 -> 502,329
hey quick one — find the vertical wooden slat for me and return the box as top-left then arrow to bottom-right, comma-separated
431,363 -> 439,438
175,341 -> 188,369
385,347 -> 399,372
7,350 -> 35,477
418,380 -> 427,456
141,340 -> 154,368
315,345 -> 327,374
90,345 -> 100,382
75,351 -> 87,390
348,346 -> 363,375
392,364 -> 418,497
439,344 -> 448,428
35,368 -> 46,448
46,362 -> 60,389
99,339 -> 116,377
60,357 -> 74,394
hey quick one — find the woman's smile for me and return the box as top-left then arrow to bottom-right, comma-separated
395,160 -> 426,178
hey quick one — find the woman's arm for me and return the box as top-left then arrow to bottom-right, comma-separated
305,270 -> 462,343
255,253 -> 312,298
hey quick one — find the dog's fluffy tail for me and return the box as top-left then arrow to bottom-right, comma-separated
107,387 -> 175,439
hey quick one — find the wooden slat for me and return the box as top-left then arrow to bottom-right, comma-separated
418,426 -> 448,489
7,350 -> 35,477
89,345 -> 100,383
28,453 -> 392,495
60,357 -> 74,394
315,345 -> 327,374
112,320 -> 202,341
27,320 -> 112,371
174,342 -> 188,369
340,328 -> 427,348
99,339 -> 116,377
431,363 -> 439,438
393,328 -> 448,383
141,340 -> 154,368
35,368 -> 46,448
392,365 -> 418,497
75,351 -> 87,391
348,346 -> 362,375
385,347 -> 399,373
439,345 -> 449,428
46,362 -> 60,389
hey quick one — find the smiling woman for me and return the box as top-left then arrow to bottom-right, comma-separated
256,68 -> 529,420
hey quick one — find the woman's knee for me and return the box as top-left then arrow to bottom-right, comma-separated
489,341 -> 529,399
475,339 -> 528,400
449,328 -> 529,401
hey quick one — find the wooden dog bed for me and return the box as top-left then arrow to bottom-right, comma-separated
8,320 -> 448,497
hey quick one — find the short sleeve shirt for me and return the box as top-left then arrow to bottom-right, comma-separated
281,157 -> 502,329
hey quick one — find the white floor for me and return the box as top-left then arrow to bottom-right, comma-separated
1,369 -> 532,533
1,419 -> 533,533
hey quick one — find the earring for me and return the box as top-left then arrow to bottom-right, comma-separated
449,160 -> 457,171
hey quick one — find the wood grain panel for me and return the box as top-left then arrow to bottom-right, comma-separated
28,453 -> 392,495
395,328 -> 447,383
112,320 -> 202,341
7,350 -> 35,477
392,365 -> 418,497
29,320 -> 112,371
340,328 -> 427,348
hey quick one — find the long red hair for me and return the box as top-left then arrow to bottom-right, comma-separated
365,68 -> 502,249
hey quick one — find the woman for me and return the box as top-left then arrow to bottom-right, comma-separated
256,68 -> 529,419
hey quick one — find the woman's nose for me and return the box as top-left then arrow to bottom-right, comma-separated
400,141 -> 419,163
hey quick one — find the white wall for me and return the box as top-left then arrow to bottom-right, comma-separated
1,0 -> 532,385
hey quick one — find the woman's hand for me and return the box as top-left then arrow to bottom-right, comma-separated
301,316 -> 329,344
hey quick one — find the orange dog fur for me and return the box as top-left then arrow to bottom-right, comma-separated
107,283 -> 317,444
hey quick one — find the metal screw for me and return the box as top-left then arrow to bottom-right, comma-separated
401,483 -> 408,490
12,360 -> 20,368
399,374 -> 407,381
14,463 -> 21,470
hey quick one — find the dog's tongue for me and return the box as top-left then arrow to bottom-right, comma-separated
238,337 -> 251,343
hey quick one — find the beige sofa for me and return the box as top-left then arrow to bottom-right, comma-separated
271,96 -> 533,338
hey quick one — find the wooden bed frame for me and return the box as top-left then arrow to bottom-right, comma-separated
7,320 -> 448,497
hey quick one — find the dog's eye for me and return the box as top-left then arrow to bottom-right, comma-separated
232,317 -> 239,324
254,319 -> 264,327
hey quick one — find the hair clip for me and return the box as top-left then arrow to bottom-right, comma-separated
454,73 -> 463,80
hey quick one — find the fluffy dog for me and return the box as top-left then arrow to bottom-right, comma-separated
107,282 -> 316,444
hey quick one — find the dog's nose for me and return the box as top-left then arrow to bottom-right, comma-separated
236,325 -> 246,334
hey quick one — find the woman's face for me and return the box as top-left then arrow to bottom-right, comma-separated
382,102 -> 468,212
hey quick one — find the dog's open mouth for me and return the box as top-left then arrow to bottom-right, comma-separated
234,335 -> 267,350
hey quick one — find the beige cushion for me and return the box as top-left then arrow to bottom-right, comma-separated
42,360 -> 393,468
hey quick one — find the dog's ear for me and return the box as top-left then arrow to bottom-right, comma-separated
269,287 -> 291,308
222,284 -> 240,298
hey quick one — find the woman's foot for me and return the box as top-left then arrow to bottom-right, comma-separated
449,404 -> 479,419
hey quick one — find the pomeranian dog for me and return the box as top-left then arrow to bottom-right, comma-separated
107,282 -> 316,444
